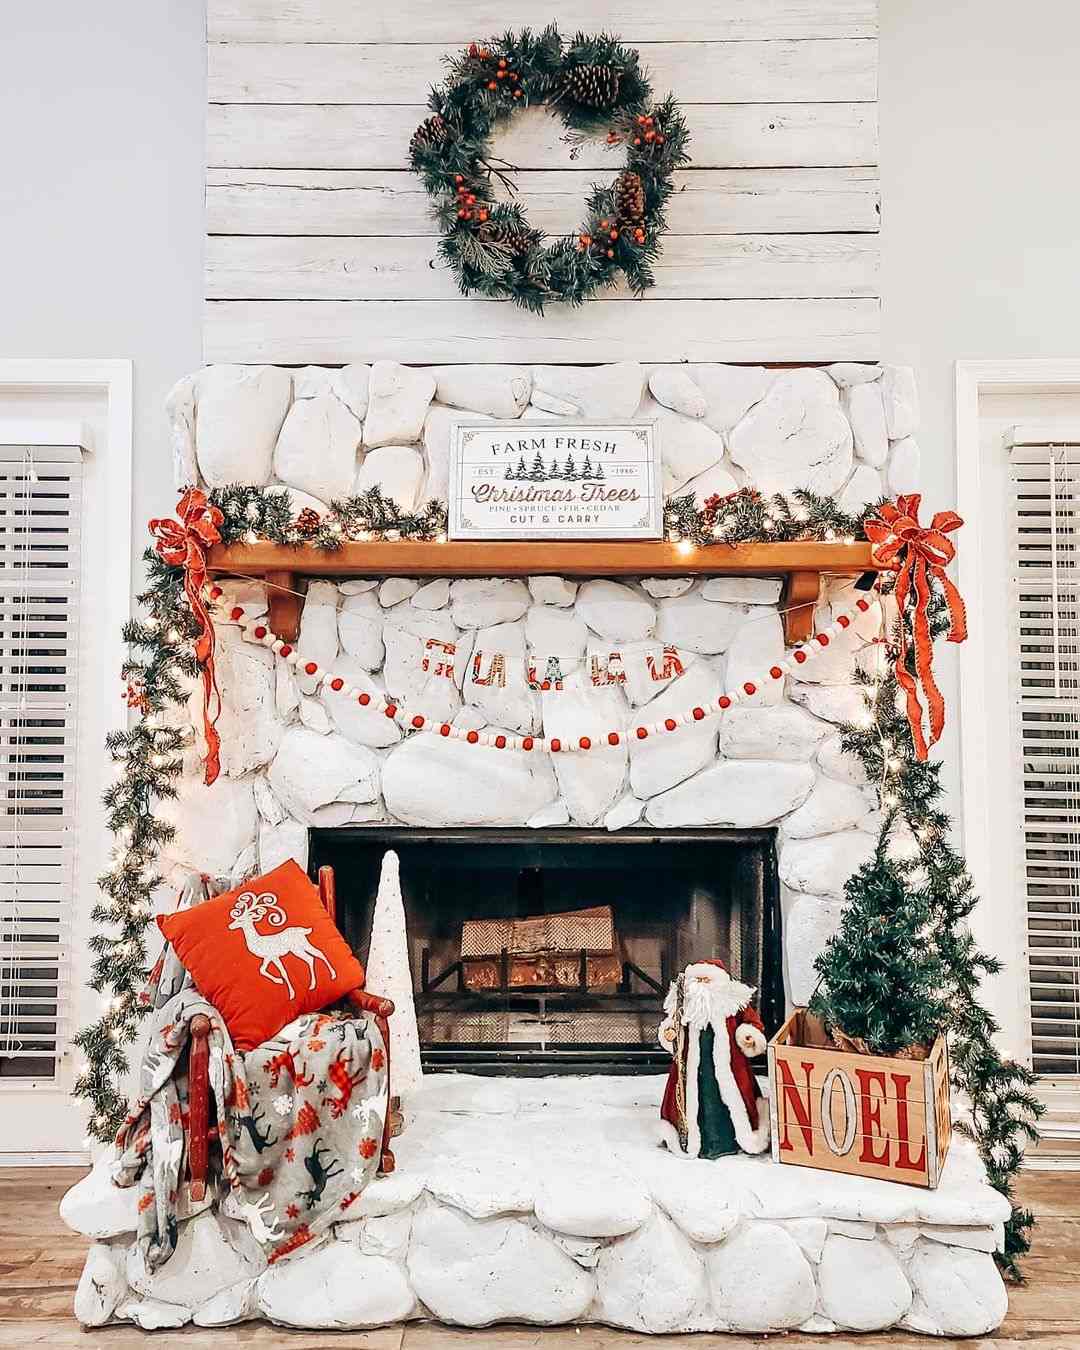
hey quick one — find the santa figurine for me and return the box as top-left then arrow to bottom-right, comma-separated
658,959 -> 770,1158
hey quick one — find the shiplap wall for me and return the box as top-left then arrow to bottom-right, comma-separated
205,0 -> 879,365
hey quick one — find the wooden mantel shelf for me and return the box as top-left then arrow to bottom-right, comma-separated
207,539 -> 879,645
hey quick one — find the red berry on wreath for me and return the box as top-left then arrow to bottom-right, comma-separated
513,88 -> 523,97
498,57 -> 507,67
454,173 -> 464,183
487,81 -> 498,91
633,136 -> 642,146
457,209 -> 469,219
609,229 -> 618,240
607,131 -> 619,144
599,218 -> 609,228
606,249 -> 614,258
497,69 -> 506,79
478,209 -> 489,222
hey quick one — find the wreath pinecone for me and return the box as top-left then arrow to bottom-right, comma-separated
564,63 -> 620,109
614,171 -> 645,227
477,220 -> 538,255
408,114 -> 448,160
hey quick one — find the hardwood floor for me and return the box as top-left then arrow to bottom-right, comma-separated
1,1167 -> 1076,1347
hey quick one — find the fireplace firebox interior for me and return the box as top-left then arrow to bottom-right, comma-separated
311,828 -> 782,1076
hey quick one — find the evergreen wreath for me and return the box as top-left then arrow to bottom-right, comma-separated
407,26 -> 691,312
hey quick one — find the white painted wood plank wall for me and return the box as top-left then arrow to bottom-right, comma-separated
205,0 -> 879,365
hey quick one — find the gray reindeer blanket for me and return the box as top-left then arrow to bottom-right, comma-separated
114,877 -> 388,1271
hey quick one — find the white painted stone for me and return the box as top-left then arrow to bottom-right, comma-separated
720,704 -> 829,761
338,590 -> 385,670
648,1171 -> 740,1244
790,632 -> 874,685
354,1171 -> 426,1218
681,460 -> 741,510
541,680 -> 627,825
273,390 -> 362,503
408,1202 -> 594,1326
465,621 -> 537,733
652,404 -> 725,494
412,578 -> 450,610
595,1210 -> 709,1333
845,382 -> 889,467
640,577 -> 694,599
838,462 -> 883,514
291,363 -> 370,420
830,1217 -> 878,1240
818,731 -> 871,785
422,405 -> 492,503
526,603 -> 589,661
267,725 -> 379,823
382,734 -> 556,827
253,776 -> 285,825
888,435 -> 921,494
451,578 -> 531,629
629,663 -> 721,798
791,681 -> 872,726
379,577 -> 419,608
354,444 -> 425,512
160,775 -> 257,878
195,364 -> 291,487
431,365 -> 531,418
322,665 -> 402,749
604,792 -> 645,832
920,1224 -> 999,1253
527,798 -> 571,828
212,639 -> 284,777
528,575 -> 577,607
702,576 -> 782,605
779,1217 -> 828,1263
534,1171 -> 650,1238
647,760 -> 813,828
656,593 -> 743,655
882,365 -> 920,439
692,364 -> 773,433
902,1241 -> 1007,1337
576,580 -> 655,643
728,369 -> 853,496
354,1209 -> 413,1261
297,579 -> 341,672
61,1149 -> 139,1238
164,373 -> 198,488
119,1298 -> 190,1329
649,367 -> 707,419
298,696 -> 331,734
779,830 -> 876,898
707,1222 -> 816,1332
529,388 -> 578,416
128,1212 -> 263,1308
724,609 -> 785,705
783,777 -> 872,839
259,814 -> 308,875
827,362 -> 882,388
75,1242 -> 128,1326
364,361 -> 436,447
193,1277 -> 260,1327
616,639 -> 699,706
532,362 -> 644,419
819,1235 -> 911,1331
340,578 -> 380,594
275,662 -> 299,719
826,577 -> 887,641
258,1243 -> 415,1329
381,608 -> 461,704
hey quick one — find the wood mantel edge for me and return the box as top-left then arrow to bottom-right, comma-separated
207,540 -> 880,645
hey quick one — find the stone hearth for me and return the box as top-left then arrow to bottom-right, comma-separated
65,1074 -> 1010,1335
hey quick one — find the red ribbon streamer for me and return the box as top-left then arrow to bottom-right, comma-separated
148,490 -> 225,785
864,493 -> 967,761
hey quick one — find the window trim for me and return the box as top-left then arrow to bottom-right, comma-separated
956,359 -> 1080,1079
0,359 -> 131,1161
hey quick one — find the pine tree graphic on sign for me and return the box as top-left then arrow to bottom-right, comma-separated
516,455 -> 528,478
564,454 -> 577,480
582,454 -> 593,479
549,457 -> 560,479
593,461 -> 605,481
530,450 -> 546,481
504,462 -> 516,480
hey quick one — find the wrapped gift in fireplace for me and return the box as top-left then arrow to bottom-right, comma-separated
460,904 -> 623,992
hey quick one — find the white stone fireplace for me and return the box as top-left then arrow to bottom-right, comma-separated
64,360 -> 1012,1337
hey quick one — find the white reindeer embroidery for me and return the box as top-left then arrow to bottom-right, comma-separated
228,891 -> 336,1000
238,1192 -> 284,1243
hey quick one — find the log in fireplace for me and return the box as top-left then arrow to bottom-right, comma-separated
311,828 -> 782,1076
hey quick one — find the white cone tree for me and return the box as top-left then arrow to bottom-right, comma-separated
365,849 -> 423,1098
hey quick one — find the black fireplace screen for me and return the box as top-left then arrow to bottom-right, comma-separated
310,828 -> 782,1076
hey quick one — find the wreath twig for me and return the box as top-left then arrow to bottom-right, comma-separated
407,25 -> 691,313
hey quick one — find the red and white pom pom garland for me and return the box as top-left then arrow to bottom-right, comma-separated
215,595 -> 874,756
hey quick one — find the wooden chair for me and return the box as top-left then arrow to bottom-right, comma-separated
186,865 -> 396,1200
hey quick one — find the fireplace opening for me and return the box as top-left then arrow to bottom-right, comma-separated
310,828 -> 782,1076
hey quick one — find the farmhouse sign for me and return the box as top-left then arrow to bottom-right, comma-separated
448,421 -> 662,541
767,1011 -> 952,1189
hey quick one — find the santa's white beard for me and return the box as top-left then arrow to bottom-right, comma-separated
681,973 -> 754,1030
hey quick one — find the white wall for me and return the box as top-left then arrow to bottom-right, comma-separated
0,2 -> 206,587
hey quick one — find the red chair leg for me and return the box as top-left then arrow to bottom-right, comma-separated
188,1013 -> 212,1201
375,1012 -> 395,1174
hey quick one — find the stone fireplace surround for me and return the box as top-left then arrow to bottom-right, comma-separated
62,360 -> 1011,1335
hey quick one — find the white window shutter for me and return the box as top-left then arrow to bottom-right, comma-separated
0,448 -> 83,1079
1009,429 -> 1080,1083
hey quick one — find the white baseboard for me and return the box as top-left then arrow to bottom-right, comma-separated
0,1150 -> 89,1167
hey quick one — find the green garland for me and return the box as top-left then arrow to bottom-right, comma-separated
73,481 -> 1042,1282
408,26 -> 691,312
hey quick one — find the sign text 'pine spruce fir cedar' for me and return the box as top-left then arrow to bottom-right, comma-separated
449,420 -> 662,541
767,1011 -> 952,1189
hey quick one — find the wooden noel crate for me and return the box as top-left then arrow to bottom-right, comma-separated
767,1009 -> 952,1189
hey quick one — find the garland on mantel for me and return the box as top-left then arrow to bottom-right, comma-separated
72,484 -> 1042,1282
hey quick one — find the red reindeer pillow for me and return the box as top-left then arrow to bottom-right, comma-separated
157,859 -> 365,1051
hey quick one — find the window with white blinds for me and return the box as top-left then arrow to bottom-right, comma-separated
1010,430 -> 1080,1079
0,448 -> 83,1080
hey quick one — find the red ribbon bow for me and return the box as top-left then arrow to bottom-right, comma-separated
148,490 -> 225,784
864,493 -> 967,761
